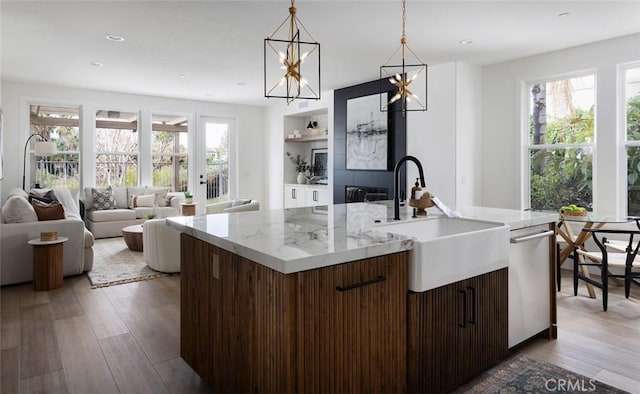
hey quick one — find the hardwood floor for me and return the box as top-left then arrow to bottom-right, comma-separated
519,269 -> 640,394
1,269 -> 638,393
0,274 -> 212,394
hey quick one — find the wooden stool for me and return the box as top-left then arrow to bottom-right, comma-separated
181,202 -> 197,216
28,237 -> 68,291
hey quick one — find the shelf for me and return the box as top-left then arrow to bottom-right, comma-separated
285,135 -> 328,143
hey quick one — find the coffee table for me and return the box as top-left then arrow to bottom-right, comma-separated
122,224 -> 144,252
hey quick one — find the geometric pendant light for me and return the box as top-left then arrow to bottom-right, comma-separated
264,0 -> 321,104
380,0 -> 427,114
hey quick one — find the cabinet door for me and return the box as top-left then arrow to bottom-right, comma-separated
464,269 -> 508,379
298,252 -> 408,393
408,279 -> 467,393
407,268 -> 508,393
284,185 -> 304,208
304,187 -> 328,206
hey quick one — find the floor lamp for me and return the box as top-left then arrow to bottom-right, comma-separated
22,133 -> 57,190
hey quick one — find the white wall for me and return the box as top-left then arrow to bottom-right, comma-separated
482,32 -> 640,212
407,61 -> 483,208
0,80 -> 266,206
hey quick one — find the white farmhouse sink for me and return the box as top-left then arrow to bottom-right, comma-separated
375,217 -> 510,292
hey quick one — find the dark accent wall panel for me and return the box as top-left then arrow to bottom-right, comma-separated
333,79 -> 407,203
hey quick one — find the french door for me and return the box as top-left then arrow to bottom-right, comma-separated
195,117 -> 236,210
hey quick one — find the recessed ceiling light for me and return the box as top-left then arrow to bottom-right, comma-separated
105,34 -> 125,42
558,12 -> 570,17
90,62 -> 104,67
178,74 -> 186,79
459,39 -> 474,45
237,82 -> 247,86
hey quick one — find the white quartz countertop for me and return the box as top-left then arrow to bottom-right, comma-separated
167,202 -> 413,274
166,202 -> 559,274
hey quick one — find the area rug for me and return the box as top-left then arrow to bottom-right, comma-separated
453,354 -> 628,393
87,237 -> 168,288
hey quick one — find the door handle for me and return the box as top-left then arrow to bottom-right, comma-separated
468,286 -> 476,325
510,230 -> 554,243
459,289 -> 467,328
200,180 -> 206,184
336,275 -> 386,292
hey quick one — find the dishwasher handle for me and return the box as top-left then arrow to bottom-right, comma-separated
510,230 -> 554,244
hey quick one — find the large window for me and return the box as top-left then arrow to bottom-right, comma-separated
528,75 -> 595,211
152,114 -> 188,192
625,66 -> 640,215
95,110 -> 138,187
29,105 -> 80,189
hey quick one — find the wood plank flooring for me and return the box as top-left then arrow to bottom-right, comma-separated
0,274 -> 212,394
1,269 -> 638,393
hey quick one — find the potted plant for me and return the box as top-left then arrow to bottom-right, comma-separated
183,191 -> 193,204
286,152 -> 310,184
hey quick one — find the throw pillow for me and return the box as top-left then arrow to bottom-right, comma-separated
31,200 -> 66,221
131,193 -> 156,207
91,186 -> 117,210
1,195 -> 39,223
28,189 -> 58,204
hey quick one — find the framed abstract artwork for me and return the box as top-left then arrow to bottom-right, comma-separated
345,93 -> 390,170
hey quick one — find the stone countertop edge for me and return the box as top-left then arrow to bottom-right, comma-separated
165,204 -> 558,274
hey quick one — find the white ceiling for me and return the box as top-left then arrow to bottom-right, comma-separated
3,1 -> 640,107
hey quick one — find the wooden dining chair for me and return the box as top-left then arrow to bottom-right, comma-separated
574,228 -> 640,311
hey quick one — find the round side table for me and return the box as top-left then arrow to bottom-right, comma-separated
28,237 -> 68,291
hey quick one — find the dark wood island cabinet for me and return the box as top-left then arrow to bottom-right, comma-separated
180,233 -> 409,393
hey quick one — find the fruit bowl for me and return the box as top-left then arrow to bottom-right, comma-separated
560,204 -> 587,218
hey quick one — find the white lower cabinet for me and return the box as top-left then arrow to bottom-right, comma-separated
508,224 -> 554,348
284,184 -> 329,208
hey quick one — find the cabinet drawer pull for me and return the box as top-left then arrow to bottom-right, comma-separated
459,289 -> 467,328
510,230 -> 554,244
336,275 -> 386,292
468,286 -> 476,325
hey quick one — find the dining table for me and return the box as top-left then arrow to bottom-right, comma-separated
556,212 -> 638,298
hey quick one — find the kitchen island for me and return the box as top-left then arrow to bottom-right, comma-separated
167,202 -> 558,393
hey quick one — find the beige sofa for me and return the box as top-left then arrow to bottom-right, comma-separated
1,188 -> 94,286
205,199 -> 260,214
83,186 -> 184,239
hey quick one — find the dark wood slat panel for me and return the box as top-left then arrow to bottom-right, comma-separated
180,234 -> 407,393
297,252 -> 408,393
180,233 -> 211,381
407,268 -> 508,393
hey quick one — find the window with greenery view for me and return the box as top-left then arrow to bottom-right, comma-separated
30,105 -> 80,189
152,114 -> 188,192
528,75 -> 594,211
625,67 -> 640,215
95,110 -> 138,187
